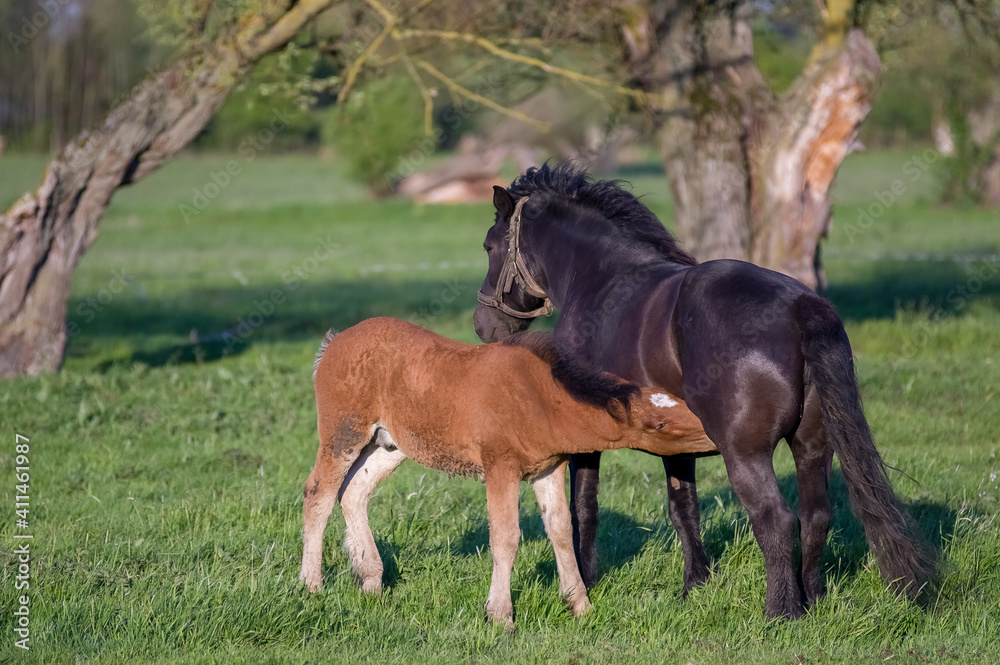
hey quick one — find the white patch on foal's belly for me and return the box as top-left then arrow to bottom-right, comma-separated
373,423 -> 398,450
650,393 -> 678,408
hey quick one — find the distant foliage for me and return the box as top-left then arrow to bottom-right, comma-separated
0,0 -> 162,151
322,75 -> 427,196
195,50 -> 325,152
752,24 -> 811,94
862,75 -> 935,147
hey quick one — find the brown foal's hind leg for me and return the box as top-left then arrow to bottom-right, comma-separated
532,460 -> 592,618
301,461 -> 338,591
484,464 -> 521,631
339,442 -> 407,593
300,416 -> 371,592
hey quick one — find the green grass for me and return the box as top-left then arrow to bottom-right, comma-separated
0,150 -> 998,664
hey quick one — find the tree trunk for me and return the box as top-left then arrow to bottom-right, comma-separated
637,1 -> 772,261
0,0 -> 335,378
625,1 -> 880,290
750,31 -> 881,289
982,143 -> 1000,207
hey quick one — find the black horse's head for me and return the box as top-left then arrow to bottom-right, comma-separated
473,186 -> 552,343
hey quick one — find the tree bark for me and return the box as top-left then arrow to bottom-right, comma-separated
0,0 -> 335,378
625,1 -> 880,290
750,30 -> 881,289
637,1 -> 772,262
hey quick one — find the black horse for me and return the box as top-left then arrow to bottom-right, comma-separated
472,163 -> 932,619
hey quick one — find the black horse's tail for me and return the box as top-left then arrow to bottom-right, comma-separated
793,294 -> 934,597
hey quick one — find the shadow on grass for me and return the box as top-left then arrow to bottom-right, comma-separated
317,468 -> 955,600
69,276 -> 485,368
827,256 -> 1000,321
439,469 -> 955,593
315,538 -> 403,592
696,469 -> 955,591
69,256 -> 1000,369
451,508 -> 659,589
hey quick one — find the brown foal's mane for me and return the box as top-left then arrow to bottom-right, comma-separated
501,332 -> 640,421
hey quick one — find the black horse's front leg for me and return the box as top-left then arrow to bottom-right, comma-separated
568,452 -> 602,588
663,456 -> 711,595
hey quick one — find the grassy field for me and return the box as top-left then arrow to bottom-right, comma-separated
0,149 -> 998,664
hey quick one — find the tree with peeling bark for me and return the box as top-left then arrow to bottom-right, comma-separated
3,0 -> 996,378
0,0 -> 338,378
619,0 -> 881,291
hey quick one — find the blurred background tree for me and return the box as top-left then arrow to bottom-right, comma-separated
1,0 -> 999,377
0,0 -> 161,152
0,0 -> 339,377
860,1 -> 1000,206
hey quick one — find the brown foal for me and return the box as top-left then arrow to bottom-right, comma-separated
299,317 -> 715,629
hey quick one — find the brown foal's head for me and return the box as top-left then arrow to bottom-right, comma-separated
630,387 -> 701,437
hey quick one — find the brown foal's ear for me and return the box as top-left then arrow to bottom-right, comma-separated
606,398 -> 629,423
493,186 -> 514,218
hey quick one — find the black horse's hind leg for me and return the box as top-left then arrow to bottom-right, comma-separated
788,385 -> 833,607
569,452 -> 602,588
663,456 -> 710,595
723,449 -> 804,620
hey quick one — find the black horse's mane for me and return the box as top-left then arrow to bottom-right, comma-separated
502,331 -> 639,421
507,162 -> 697,266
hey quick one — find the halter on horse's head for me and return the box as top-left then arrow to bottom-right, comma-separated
476,196 -> 554,320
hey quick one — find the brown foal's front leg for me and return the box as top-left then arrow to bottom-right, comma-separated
483,464 -> 521,631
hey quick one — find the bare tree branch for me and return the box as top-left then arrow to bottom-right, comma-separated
414,59 -> 553,132
396,28 -> 650,103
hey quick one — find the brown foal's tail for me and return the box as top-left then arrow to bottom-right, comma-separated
313,328 -> 338,381
794,294 -> 935,598
311,327 -> 370,502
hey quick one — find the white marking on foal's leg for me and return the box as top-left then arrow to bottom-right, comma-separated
650,393 -> 678,408
340,443 -> 407,593
531,461 -> 592,618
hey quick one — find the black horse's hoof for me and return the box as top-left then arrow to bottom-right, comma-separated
764,600 -> 807,622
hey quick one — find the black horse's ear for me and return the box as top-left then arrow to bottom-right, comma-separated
493,186 -> 514,218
